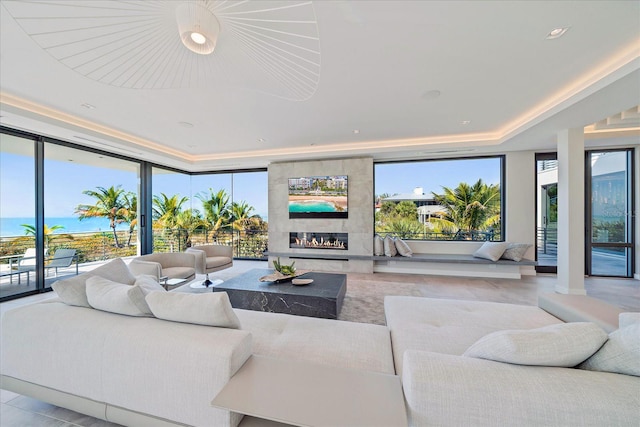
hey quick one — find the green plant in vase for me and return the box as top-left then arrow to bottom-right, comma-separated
273,257 -> 296,276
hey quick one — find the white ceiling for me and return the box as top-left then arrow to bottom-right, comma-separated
1,0 -> 639,172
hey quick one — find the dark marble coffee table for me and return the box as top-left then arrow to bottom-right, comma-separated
212,268 -> 346,319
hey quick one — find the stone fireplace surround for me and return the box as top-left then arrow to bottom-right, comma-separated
268,157 -> 374,273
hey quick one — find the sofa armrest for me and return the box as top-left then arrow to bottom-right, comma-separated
185,248 -> 206,273
128,260 -> 161,279
402,350 -> 640,427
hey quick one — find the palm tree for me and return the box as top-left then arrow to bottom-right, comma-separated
230,201 -> 260,231
174,209 -> 206,249
76,186 -> 127,247
122,192 -> 138,247
152,193 -> 188,229
21,224 -> 71,250
197,189 -> 231,240
430,179 -> 501,239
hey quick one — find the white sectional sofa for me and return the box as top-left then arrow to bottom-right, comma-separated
385,296 -> 640,426
2,257 -> 638,426
0,259 -> 393,427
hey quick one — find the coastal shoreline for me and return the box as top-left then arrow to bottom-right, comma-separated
288,195 -> 348,210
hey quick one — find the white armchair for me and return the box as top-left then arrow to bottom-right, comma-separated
185,244 -> 233,288
129,252 -> 196,282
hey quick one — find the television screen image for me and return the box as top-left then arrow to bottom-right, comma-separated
288,176 -> 348,219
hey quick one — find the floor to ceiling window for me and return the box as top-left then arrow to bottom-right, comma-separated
587,149 -> 634,277
374,156 -> 504,241
151,168 -> 268,258
535,154 -> 558,272
0,133 -> 37,299
44,143 -> 140,288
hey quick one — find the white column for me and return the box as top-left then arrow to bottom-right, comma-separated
556,128 -> 586,294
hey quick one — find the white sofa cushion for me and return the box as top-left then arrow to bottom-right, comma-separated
384,296 -> 563,375
86,276 -> 153,317
146,291 -> 241,329
580,323 -> 640,377
234,309 -> 395,374
463,322 -> 608,367
473,241 -> 509,261
0,299 -> 252,427
52,258 -> 136,308
402,350 -> 640,427
619,312 -> 640,328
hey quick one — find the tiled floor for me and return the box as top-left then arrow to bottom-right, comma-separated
1,261 -> 638,426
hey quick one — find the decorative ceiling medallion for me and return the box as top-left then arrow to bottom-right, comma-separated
3,0 -> 321,100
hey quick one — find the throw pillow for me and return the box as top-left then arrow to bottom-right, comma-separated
463,322 -> 608,367
394,238 -> 413,257
52,257 -> 136,307
500,242 -> 532,262
579,323 -> 640,376
86,276 -> 153,317
472,241 -> 509,262
373,234 -> 384,256
383,235 -> 397,257
134,275 -> 166,294
145,291 -> 241,329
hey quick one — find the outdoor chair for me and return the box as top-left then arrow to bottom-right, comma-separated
14,248 -> 40,284
185,244 -> 233,288
45,249 -> 78,277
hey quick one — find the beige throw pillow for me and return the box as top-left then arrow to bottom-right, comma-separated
52,258 -> 136,308
383,235 -> 397,257
464,322 -> 608,367
373,234 -> 384,256
145,291 -> 241,329
579,323 -> 640,376
86,276 -> 153,317
473,241 -> 509,262
501,243 -> 532,262
394,238 -> 413,257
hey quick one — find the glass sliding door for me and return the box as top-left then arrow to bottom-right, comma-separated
44,143 -> 141,288
535,154 -> 558,272
1,133 -> 38,299
587,149 -> 634,277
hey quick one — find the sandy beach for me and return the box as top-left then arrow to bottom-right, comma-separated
289,195 -> 348,210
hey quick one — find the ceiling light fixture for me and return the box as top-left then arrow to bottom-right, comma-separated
461,120 -> 471,125
176,2 -> 220,55
178,121 -> 194,128
546,27 -> 569,40
353,129 -> 360,134
81,103 -> 95,109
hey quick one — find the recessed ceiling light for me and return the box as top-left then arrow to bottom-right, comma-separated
353,129 -> 360,134
421,90 -> 441,100
461,120 -> 471,125
258,138 -> 266,143
310,143 -> 316,146
80,103 -> 95,109
546,27 -> 569,40
178,121 -> 194,128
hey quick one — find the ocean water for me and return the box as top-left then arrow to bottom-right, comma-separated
288,201 -> 337,213
1,217 -> 129,237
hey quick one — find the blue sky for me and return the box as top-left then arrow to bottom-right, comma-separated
2,151 -> 499,218
375,157 -> 501,197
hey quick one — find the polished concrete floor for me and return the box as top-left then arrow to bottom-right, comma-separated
1,261 -> 638,426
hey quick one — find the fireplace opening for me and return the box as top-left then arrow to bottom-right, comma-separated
290,232 -> 348,250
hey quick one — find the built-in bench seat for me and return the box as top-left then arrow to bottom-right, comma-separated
373,252 -> 536,279
268,251 -> 536,279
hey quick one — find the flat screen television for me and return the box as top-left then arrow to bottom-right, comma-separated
288,175 -> 348,219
